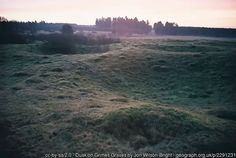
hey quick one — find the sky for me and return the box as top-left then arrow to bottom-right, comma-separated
1,0 -> 236,28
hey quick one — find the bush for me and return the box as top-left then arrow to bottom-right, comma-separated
61,24 -> 74,35
41,34 -> 76,54
37,32 -> 120,54
73,33 -> 120,45
0,33 -> 28,44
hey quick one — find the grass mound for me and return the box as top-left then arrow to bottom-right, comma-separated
100,105 -> 206,149
139,39 -> 234,53
87,38 -> 236,107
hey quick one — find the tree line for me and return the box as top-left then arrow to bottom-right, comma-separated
0,19 -> 76,34
0,17 -> 78,43
153,21 -> 236,37
95,17 -> 152,34
1,16 -> 236,38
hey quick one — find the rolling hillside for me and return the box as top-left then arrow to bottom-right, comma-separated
0,36 -> 236,157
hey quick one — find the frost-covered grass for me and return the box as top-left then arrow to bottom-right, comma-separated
0,36 -> 236,157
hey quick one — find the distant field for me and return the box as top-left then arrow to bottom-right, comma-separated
0,36 -> 236,157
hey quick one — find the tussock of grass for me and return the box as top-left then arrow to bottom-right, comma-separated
25,78 -> 43,84
56,80 -> 76,88
110,97 -> 129,103
56,95 -> 74,99
151,65 -> 170,72
11,86 -> 23,91
51,68 -> 63,72
12,72 -> 32,77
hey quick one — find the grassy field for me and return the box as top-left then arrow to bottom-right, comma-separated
0,36 -> 236,157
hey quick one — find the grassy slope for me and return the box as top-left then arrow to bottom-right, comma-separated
0,37 -> 236,157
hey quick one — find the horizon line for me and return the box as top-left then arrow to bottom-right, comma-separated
2,18 -> 236,30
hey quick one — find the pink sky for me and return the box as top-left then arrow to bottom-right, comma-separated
1,0 -> 236,28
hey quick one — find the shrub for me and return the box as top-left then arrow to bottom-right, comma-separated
0,33 -> 28,44
41,34 -> 76,54
61,24 -> 74,35
38,31 -> 119,54
73,32 -> 120,45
